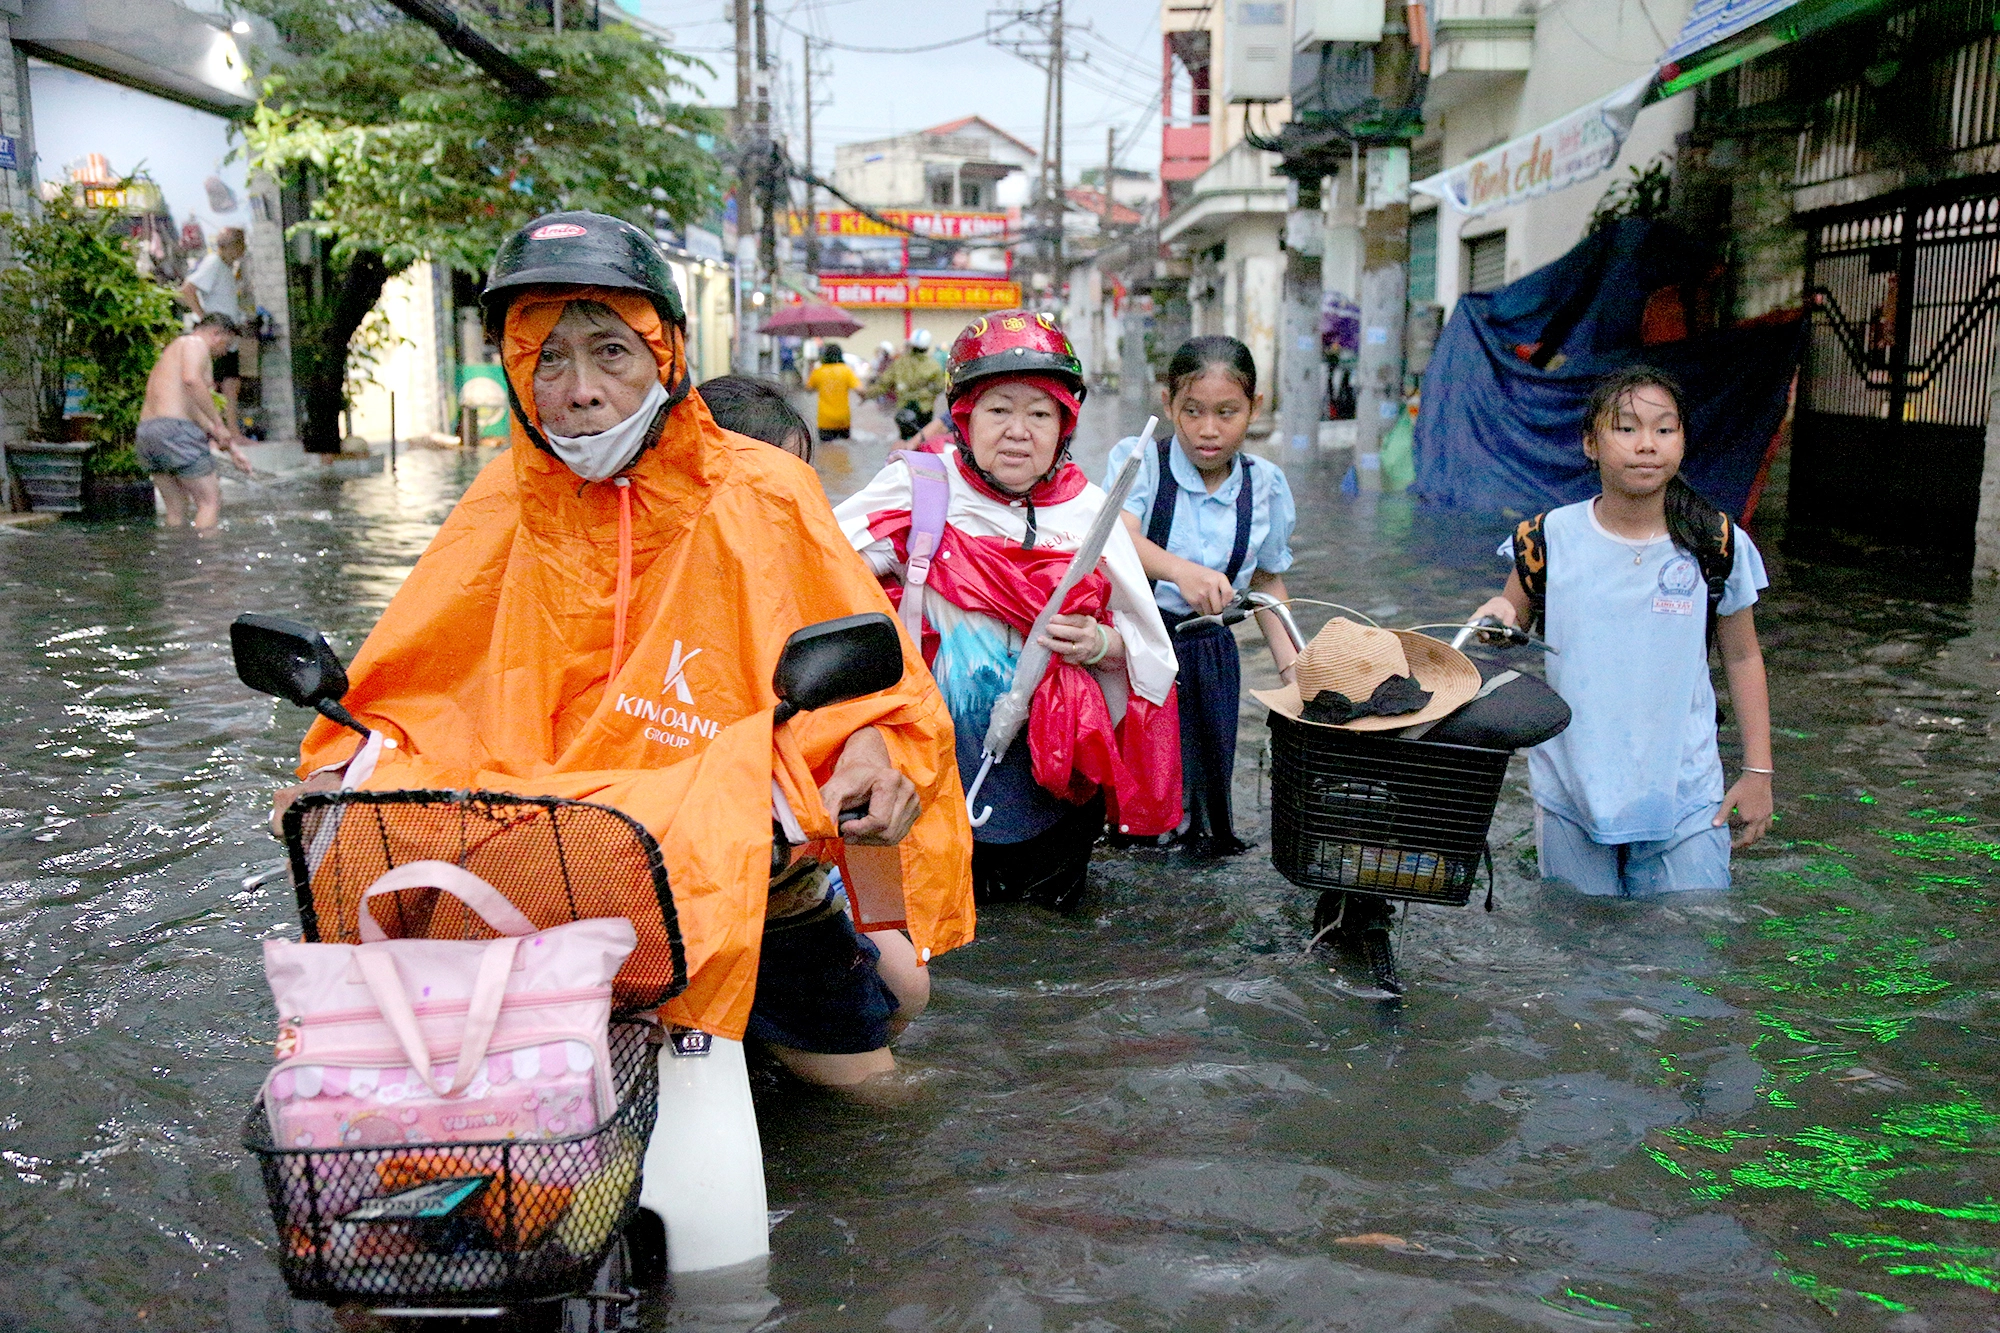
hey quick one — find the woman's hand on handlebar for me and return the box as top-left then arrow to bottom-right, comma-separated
820,726 -> 920,846
1471,597 -> 1518,629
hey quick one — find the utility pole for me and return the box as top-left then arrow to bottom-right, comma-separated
987,2 -> 1086,309
755,0 -> 774,288
1051,0 -> 1064,289
733,0 -> 751,138
1102,126 -> 1115,231
804,34 -> 819,277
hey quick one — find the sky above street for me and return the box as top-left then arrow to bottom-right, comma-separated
635,0 -> 1167,188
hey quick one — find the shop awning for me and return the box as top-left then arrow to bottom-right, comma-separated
1654,0 -> 1893,97
1412,0 -> 1890,218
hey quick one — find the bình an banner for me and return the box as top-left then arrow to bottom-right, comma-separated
1412,73 -> 1651,219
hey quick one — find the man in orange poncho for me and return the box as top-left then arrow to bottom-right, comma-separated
284,211 -> 972,1087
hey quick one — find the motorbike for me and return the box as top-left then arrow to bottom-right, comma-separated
231,610 -> 906,1328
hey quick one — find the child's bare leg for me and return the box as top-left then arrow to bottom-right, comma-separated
151,474 -> 187,525
188,474 -> 223,529
867,928 -> 930,1038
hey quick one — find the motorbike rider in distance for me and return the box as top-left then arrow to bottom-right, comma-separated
272,212 -> 974,1088
881,328 -> 950,441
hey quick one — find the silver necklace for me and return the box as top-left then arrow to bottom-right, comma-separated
1595,500 -> 1666,563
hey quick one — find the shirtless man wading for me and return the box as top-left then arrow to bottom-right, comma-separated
138,313 -> 252,529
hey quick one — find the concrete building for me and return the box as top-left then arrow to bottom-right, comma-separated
1415,0 -> 1694,316
815,119 -> 1037,356
1156,0 -> 1295,435
833,117 -> 1036,212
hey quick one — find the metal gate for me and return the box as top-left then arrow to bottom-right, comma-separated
1793,180 -> 2000,563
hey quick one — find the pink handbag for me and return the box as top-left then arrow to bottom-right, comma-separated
261,861 -> 637,1151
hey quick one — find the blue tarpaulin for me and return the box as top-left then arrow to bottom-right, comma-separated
1412,219 -> 1799,520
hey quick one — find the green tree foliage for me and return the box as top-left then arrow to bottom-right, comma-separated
240,0 -> 723,450
0,188 -> 181,474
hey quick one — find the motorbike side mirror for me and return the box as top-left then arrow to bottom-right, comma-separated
230,613 -> 372,737
771,613 -> 904,725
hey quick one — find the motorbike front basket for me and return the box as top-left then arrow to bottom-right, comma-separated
281,790 -> 686,1014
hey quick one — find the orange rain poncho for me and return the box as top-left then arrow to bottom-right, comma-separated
298,287 -> 973,1040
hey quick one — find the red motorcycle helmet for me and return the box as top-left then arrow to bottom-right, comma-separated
945,313 -> 1088,495
945,310 -> 1087,414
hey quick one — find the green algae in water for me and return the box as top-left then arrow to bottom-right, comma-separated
1826,1233 -> 2000,1293
1652,1102 -> 2000,1222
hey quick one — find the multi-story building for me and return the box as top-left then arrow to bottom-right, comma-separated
1155,0 -> 1294,430
818,118 -> 1036,352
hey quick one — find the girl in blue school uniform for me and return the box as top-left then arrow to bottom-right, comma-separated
1473,366 -> 1775,896
1106,336 -> 1300,856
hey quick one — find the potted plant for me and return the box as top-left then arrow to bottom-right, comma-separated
0,188 -> 180,517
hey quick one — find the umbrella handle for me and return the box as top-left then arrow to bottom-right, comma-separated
964,752 -> 996,829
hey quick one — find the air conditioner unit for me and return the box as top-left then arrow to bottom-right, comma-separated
1224,0 -> 1292,104
1293,0 -> 1382,51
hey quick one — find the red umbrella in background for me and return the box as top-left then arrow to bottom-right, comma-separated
760,299 -> 862,338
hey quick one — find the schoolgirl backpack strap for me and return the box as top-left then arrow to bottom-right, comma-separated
1512,507 -> 1735,647
1698,512 -> 1735,649
891,449 -> 951,643
1145,435 -> 1257,589
1144,436 -> 1179,550
1511,512 -> 1549,633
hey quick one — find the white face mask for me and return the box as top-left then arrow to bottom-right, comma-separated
543,379 -> 669,481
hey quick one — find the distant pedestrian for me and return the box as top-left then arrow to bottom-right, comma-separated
699,374 -> 814,462
178,226 -> 247,433
1473,365 -> 1774,896
804,343 -> 860,444
137,313 -> 252,529
1108,336 -> 1299,856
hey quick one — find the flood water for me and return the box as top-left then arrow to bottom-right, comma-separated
0,393 -> 1995,1331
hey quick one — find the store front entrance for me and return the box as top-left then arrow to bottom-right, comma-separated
1791,177 -> 2000,569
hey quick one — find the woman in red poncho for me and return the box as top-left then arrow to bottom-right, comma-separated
834,312 -> 1181,911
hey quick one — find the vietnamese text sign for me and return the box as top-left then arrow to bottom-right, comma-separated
800,275 -> 1022,310
1412,74 -> 1650,218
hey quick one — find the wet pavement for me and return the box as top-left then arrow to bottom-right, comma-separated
0,389 -> 1995,1330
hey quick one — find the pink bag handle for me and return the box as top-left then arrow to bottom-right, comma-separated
356,860 -> 540,943
354,937 -> 518,1099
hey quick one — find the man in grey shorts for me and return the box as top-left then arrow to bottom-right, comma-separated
138,313 -> 251,529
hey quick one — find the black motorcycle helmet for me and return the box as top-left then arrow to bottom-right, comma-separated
481,211 -> 686,341
480,211 -> 691,460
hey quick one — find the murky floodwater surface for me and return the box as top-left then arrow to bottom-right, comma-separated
0,397 -> 1994,1331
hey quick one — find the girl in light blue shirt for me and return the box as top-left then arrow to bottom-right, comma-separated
1107,337 -> 1299,856
1473,366 -> 1775,896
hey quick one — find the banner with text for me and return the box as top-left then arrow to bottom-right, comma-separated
1411,74 -> 1651,219
788,275 -> 1023,310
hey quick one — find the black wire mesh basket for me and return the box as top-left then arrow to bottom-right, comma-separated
281,789 -> 686,1015
1268,712 -> 1511,907
245,1021 -> 659,1305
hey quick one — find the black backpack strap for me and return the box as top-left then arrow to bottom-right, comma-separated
1512,513 -> 1548,633
1699,512 -> 1735,650
1222,454 -> 1255,584
1144,436 -> 1179,550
